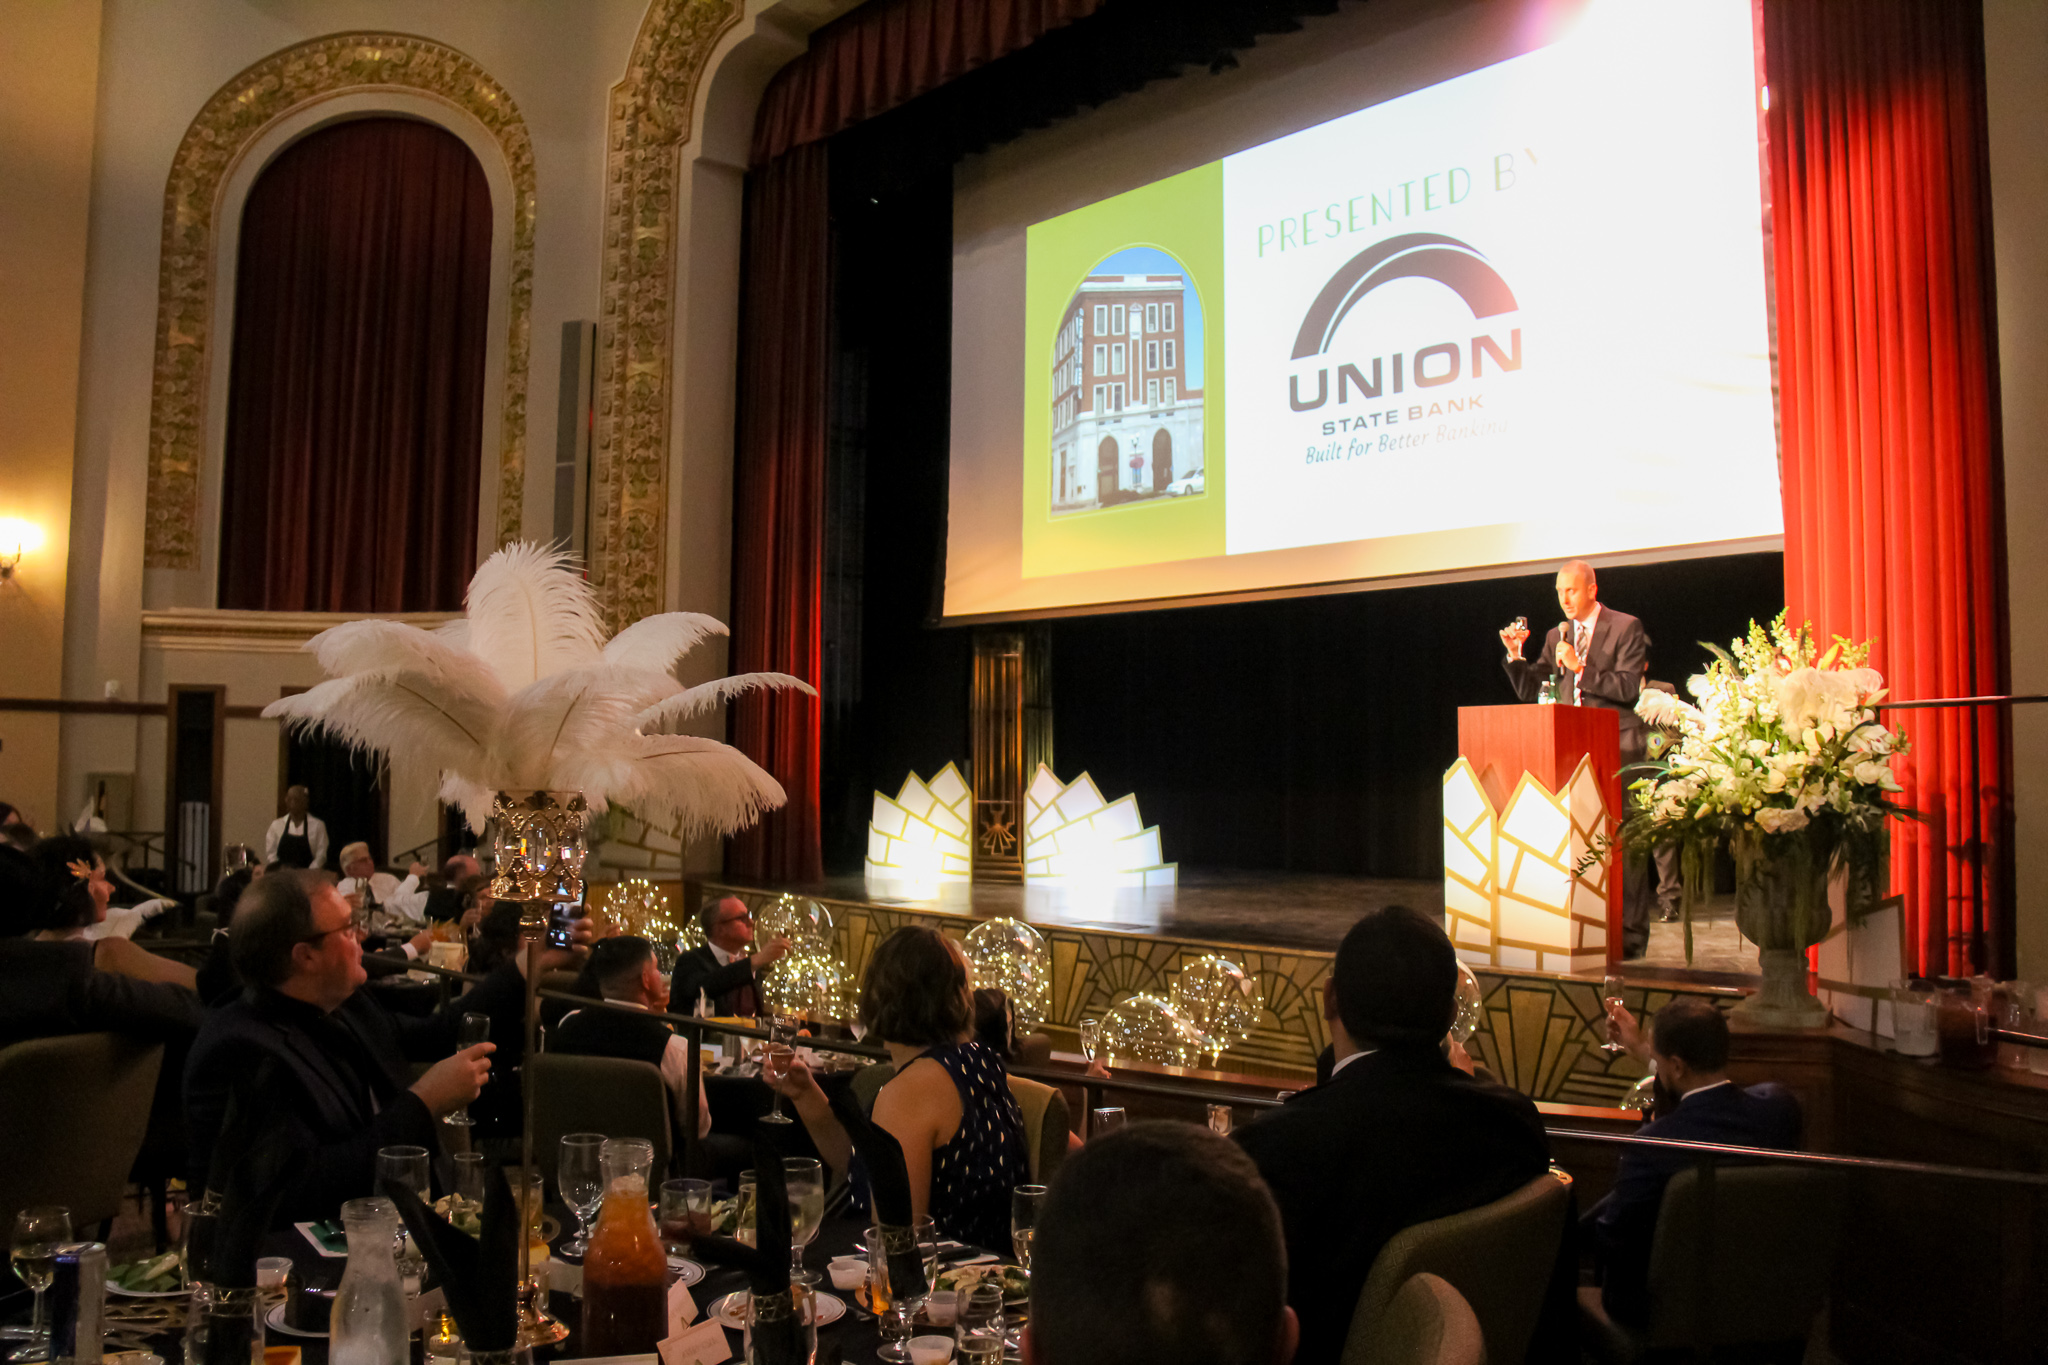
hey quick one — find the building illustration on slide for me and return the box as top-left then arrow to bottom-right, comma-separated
1050,269 -> 1205,515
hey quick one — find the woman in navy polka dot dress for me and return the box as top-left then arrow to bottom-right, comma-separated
769,926 -> 1030,1251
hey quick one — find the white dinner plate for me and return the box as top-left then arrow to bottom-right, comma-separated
265,1303 -> 328,1339
708,1290 -> 845,1331
667,1256 -> 706,1286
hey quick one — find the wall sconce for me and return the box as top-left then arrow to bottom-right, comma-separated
0,518 -> 42,581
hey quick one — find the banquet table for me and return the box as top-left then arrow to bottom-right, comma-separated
74,1211 -> 1003,1365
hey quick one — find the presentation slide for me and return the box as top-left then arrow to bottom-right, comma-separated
944,0 -> 1782,622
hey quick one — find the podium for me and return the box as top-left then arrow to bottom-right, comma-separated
1442,704 -> 1621,973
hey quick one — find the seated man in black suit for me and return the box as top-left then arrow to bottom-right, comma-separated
183,869 -> 577,1225
553,935 -> 713,1145
669,896 -> 790,1017
1588,996 -> 1803,1325
1026,1122 -> 1297,1365
1234,907 -> 1552,1365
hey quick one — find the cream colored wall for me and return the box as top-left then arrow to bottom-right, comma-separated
1985,0 -> 2048,979
58,0 -> 648,844
0,0 -> 101,830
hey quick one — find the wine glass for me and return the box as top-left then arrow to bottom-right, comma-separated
1207,1103 -> 1233,1136
1090,1106 -> 1127,1138
1078,1017 -> 1100,1063
784,1158 -> 825,1273
445,1012 -> 489,1127
557,1133 -> 606,1256
761,1016 -> 798,1125
1600,975 -> 1627,1054
10,1206 -> 71,1363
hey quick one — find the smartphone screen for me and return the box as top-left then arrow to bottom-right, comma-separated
548,900 -> 578,948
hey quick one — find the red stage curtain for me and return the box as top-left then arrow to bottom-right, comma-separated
218,117 -> 491,613
727,144 -> 831,882
1765,0 -> 2011,973
750,0 -> 1104,164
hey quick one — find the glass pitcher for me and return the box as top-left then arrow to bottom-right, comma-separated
580,1139 -> 666,1358
330,1197 -> 408,1365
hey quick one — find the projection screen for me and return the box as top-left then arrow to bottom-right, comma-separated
944,0 -> 1781,622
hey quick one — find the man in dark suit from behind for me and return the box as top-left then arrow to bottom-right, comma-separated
1588,996 -> 1803,1326
553,935 -> 713,1148
1234,907 -> 1553,1365
669,895 -> 790,1017
183,870 -> 568,1225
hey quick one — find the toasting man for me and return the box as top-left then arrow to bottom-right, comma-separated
1500,559 -> 1654,954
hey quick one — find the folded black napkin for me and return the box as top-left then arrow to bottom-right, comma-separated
827,1087 -> 926,1301
383,1162 -> 520,1352
688,1138 -> 807,1364
200,1059 -> 297,1290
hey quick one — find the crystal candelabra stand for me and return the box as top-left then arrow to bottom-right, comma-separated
490,788 -> 588,1351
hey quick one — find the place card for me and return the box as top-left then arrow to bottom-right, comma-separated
657,1318 -> 730,1365
668,1275 -> 699,1333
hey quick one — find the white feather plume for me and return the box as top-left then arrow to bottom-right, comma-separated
263,671 -> 496,778
464,543 -> 605,691
283,541 -> 796,841
607,733 -> 790,837
636,672 -> 817,733
489,664 -> 684,790
602,612 -> 729,674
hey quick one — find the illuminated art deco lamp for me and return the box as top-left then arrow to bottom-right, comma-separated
1169,955 -> 1264,1066
963,917 -> 1053,1031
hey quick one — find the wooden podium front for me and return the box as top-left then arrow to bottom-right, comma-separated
1443,704 -> 1622,973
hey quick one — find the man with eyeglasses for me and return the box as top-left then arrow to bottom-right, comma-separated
669,895 -> 790,1018
183,869 -> 589,1225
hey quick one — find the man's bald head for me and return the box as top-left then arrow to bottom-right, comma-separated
1555,560 -> 1599,621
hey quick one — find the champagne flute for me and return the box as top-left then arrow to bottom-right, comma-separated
1078,1017 -> 1100,1063
445,1012 -> 489,1127
1010,1184 -> 1045,1273
735,1171 -> 758,1248
1600,975 -> 1627,1054
10,1206 -> 71,1363
558,1132 -> 606,1256
761,1016 -> 798,1125
784,1158 -> 825,1273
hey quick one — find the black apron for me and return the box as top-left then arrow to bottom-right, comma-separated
276,820 -> 315,868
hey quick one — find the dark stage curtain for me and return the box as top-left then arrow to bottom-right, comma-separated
1765,0 -> 2011,974
218,117 -> 491,613
728,145 -> 831,882
733,0 -> 1343,879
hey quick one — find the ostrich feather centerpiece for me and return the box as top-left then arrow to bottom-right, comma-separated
261,542 -> 815,836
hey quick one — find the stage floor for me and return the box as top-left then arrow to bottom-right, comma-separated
707,868 -> 1759,979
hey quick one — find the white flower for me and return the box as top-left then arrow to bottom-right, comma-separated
1756,806 -> 1811,834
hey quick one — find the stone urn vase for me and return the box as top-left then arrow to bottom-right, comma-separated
1730,831 -> 1834,1029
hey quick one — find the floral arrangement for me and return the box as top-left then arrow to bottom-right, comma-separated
1621,613 -> 1915,953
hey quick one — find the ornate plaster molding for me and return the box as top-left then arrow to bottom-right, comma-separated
589,0 -> 748,633
143,33 -> 537,570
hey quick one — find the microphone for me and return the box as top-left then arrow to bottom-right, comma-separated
1557,620 -> 1576,681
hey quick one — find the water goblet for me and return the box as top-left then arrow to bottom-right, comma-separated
9,1206 -> 71,1363
1600,975 -> 1627,1054
557,1132 -> 606,1257
445,1012 -> 490,1127
761,1017 -> 799,1124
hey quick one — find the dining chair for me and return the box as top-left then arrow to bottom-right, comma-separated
1354,1273 -> 1487,1365
0,1032 -> 164,1233
527,1052 -> 672,1185
1003,1073 -> 1070,1183
1341,1167 -> 1571,1365
1576,1165 -> 1844,1364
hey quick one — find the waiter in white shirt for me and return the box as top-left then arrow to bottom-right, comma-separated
263,786 -> 329,869
336,841 -> 433,927
1499,559 -> 1654,955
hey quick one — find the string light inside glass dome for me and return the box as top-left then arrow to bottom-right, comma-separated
1169,954 -> 1264,1065
963,917 -> 1052,1031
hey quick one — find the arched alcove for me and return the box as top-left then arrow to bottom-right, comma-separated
217,116 -> 491,612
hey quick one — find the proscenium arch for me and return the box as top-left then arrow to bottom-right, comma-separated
1289,233 -> 1519,361
143,33 -> 536,578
